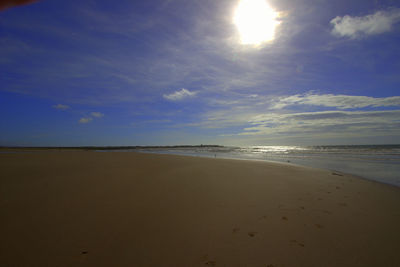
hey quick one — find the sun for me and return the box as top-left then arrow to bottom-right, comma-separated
233,0 -> 280,45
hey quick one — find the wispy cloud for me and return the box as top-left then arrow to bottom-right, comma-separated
163,88 -> 197,101
240,110 -> 400,137
91,112 -> 104,118
78,112 -> 104,123
271,92 -> 400,109
0,1 -> 312,107
330,9 -> 400,38
175,90 -> 400,143
79,117 -> 92,124
52,104 -> 70,110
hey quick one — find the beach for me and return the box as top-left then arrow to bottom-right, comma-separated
1,151 -> 400,267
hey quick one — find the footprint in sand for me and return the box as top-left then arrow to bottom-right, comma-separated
81,251 -> 88,255
332,172 -> 343,176
290,240 -> 305,247
282,216 -> 288,221
205,260 -> 216,266
300,206 -> 305,210
248,232 -> 257,237
232,228 -> 240,234
336,186 -> 341,190
315,224 -> 323,229
202,255 -> 216,266
338,202 -> 348,207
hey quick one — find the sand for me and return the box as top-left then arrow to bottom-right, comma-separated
1,151 -> 399,267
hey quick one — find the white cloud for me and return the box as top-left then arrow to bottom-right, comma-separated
271,92 -> 400,109
79,117 -> 92,124
53,104 -> 70,110
240,110 -> 400,136
163,88 -> 197,101
78,112 -> 104,123
331,9 -> 400,38
91,112 -> 104,118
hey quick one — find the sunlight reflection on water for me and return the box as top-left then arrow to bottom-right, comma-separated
138,145 -> 400,187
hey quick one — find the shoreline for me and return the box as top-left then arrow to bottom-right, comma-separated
121,150 -> 400,189
1,147 -> 399,188
1,151 -> 400,266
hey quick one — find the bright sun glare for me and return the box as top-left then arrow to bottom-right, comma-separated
234,0 -> 280,45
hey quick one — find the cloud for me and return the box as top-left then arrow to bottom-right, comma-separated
186,109 -> 257,129
271,92 -> 400,110
0,0 -> 306,107
52,104 -> 70,110
78,112 -> 104,123
0,0 -> 38,11
240,110 -> 400,137
163,88 -> 197,101
330,9 -> 400,38
91,112 -> 104,118
79,117 -> 92,124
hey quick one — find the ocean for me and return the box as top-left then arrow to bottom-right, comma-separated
136,145 -> 400,187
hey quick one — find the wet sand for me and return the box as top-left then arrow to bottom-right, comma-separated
1,151 -> 399,266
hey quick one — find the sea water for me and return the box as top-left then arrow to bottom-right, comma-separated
137,145 -> 400,187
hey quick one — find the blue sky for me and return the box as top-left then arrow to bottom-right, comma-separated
1,0 -> 400,146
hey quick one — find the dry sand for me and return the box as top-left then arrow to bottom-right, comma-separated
1,151 -> 399,267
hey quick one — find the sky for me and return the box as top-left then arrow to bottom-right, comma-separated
1,0 -> 400,146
